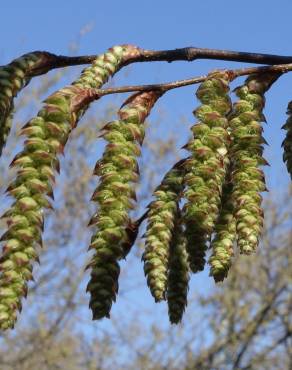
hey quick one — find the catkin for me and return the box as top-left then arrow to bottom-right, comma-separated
183,72 -> 232,273
209,166 -> 235,282
143,160 -> 185,302
282,101 -> 292,179
167,217 -> 189,324
229,72 -> 280,255
87,90 -> 162,320
0,52 -> 43,154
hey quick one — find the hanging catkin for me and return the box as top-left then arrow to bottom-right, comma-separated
87,90 -> 162,320
0,52 -> 46,154
183,72 -> 232,273
167,215 -> 189,324
282,101 -> 292,179
209,165 -> 236,282
143,160 -> 185,302
229,72 -> 280,255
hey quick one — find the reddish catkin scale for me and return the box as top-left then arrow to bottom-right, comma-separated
87,90 -> 162,320
0,45 -> 142,331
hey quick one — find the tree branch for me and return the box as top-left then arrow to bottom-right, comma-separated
23,52 -> 98,77
24,46 -> 292,78
232,285 -> 287,369
71,62 -> 289,109
135,46 -> 292,65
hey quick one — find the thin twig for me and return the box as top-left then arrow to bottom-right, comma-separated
74,62 -> 290,106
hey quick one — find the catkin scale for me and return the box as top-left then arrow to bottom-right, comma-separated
0,45 -> 141,331
87,90 -> 162,320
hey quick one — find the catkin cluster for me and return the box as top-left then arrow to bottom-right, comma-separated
0,52 -> 43,154
282,101 -> 292,179
0,45 -> 139,330
141,72 -> 280,321
182,72 -> 232,273
0,42 -> 289,330
229,73 -> 280,255
87,90 -> 162,320
143,161 -> 185,302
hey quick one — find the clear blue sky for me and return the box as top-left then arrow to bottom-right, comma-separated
1,0 -> 291,188
1,0 -> 291,360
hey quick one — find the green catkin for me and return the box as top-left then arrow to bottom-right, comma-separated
0,45 -> 141,331
0,52 -> 43,154
229,72 -> 280,255
183,72 -> 232,273
282,101 -> 292,179
209,166 -> 236,282
87,90 -> 162,320
142,161 -> 185,302
167,218 -> 189,324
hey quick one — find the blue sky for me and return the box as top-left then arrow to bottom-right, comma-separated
1,0 -> 291,188
1,0 -> 291,360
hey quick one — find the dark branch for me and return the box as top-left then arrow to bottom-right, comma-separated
131,47 -> 292,65
232,285 -> 287,369
26,47 -> 292,77
25,52 -> 98,77
73,62 -> 289,108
